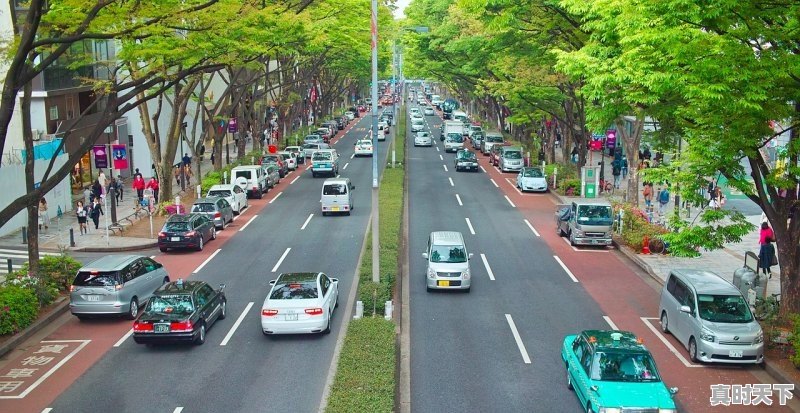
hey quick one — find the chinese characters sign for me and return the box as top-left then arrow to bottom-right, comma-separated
0,340 -> 90,399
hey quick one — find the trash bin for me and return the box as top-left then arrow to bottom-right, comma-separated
733,251 -> 767,303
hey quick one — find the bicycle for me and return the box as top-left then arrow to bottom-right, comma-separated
648,236 -> 668,254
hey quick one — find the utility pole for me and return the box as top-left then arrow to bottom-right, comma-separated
371,0 -> 380,283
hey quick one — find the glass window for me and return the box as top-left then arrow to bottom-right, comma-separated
146,295 -> 195,316
208,190 -> 231,198
74,271 -> 119,286
143,258 -> 160,273
666,275 -> 677,294
504,151 -> 522,159
122,265 -> 136,283
320,275 -> 330,296
577,205 -> 613,226
194,217 -> 207,229
591,351 -> 661,382
192,203 -> 216,213
523,168 -> 544,178
269,280 -> 319,300
323,184 -> 347,195
197,285 -> 215,307
234,171 -> 250,180
697,294 -> 753,323
429,245 -> 467,263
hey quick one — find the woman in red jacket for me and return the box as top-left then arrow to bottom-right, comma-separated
132,175 -> 146,203
146,177 -> 160,203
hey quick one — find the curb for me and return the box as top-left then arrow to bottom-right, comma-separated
72,241 -> 158,253
0,296 -> 70,359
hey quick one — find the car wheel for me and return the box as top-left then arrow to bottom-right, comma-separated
211,228 -> 216,240
569,231 -> 576,247
197,237 -> 204,251
689,337 -> 698,362
219,300 -> 227,320
256,189 -> 263,199
219,220 -> 226,231
159,247 -> 168,252
126,298 -> 139,320
323,316 -> 331,334
195,322 -> 206,345
567,368 -> 573,390
660,312 -> 669,333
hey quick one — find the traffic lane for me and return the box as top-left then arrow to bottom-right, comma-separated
479,158 -> 790,412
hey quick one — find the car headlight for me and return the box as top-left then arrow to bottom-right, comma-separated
462,269 -> 470,280
574,229 -> 585,237
700,327 -> 715,342
598,408 -> 622,413
755,330 -> 764,344
427,268 -> 436,279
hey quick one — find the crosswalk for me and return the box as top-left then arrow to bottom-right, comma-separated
0,248 -> 61,274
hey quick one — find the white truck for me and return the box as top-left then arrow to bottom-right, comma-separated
443,121 -> 465,152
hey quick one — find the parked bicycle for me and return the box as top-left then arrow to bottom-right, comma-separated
648,236 -> 669,255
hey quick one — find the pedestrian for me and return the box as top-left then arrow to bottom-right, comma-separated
707,180 -> 715,201
91,179 -> 102,201
570,146 -> 579,163
210,150 -> 216,166
621,156 -> 628,179
83,186 -> 92,206
184,164 -> 193,185
133,168 -> 142,179
90,197 -> 104,230
643,182 -> 653,210
76,200 -> 88,235
98,169 -> 107,196
611,159 -> 622,189
132,174 -> 146,202
174,165 -> 181,185
758,236 -> 777,278
182,153 -> 191,167
115,175 -> 124,202
146,177 -> 160,203
657,187 -> 670,215
38,197 -> 49,231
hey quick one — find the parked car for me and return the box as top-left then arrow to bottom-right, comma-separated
471,131 -> 484,149
70,255 -> 170,320
315,128 -> 332,143
230,165 -> 268,199
264,164 -> 281,188
499,146 -> 524,172
261,154 -> 287,178
482,132 -> 505,155
562,330 -> 678,412
158,213 -> 216,252
303,142 -> 330,158
260,272 -> 339,335
345,111 -> 356,121
454,149 -> 479,172
133,280 -> 226,345
285,145 -> 305,164
191,197 -> 234,230
320,178 -> 354,216
414,131 -> 432,147
206,184 -> 248,214
354,139 -> 374,157
555,200 -> 614,246
278,151 -> 297,171
422,231 -> 473,292
516,167 -> 548,192
467,125 -> 483,139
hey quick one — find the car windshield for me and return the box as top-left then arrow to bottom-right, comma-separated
458,152 -> 476,160
192,203 -> 216,213
487,136 -> 503,143
313,152 -> 332,161
412,119 -> 424,125
447,134 -> 463,142
505,151 -> 522,159
590,351 -> 661,382
207,190 -> 231,198
698,294 -> 754,323
262,156 -> 279,163
146,295 -> 195,316
523,169 -> 544,178
164,222 -> 190,232
429,245 -> 467,263
73,271 -> 118,287
358,140 -> 371,146
577,205 -> 613,226
303,143 -> 317,149
269,280 -> 319,299
323,184 -> 347,195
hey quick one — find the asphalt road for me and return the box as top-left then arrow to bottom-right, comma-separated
45,112 -> 393,413
407,103 -> 608,413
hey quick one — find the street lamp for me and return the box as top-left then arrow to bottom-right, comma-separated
370,0 -> 380,283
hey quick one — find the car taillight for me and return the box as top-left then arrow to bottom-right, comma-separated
158,232 -> 166,238
262,309 -> 278,316
214,212 -> 221,218
170,321 -> 193,332
186,231 -> 196,237
305,308 -> 323,316
133,321 -> 153,332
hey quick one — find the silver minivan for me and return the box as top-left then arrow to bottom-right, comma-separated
422,231 -> 473,292
320,178 -> 354,216
70,255 -> 170,320
658,269 -> 764,364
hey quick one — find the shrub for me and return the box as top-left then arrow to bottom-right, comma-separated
0,285 -> 39,335
201,171 -> 223,194
559,178 -> 581,195
14,254 -> 82,292
614,202 -> 668,251
788,315 -> 800,368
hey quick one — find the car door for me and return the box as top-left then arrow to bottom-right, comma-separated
320,274 -> 334,314
140,257 -> 163,298
570,338 -> 592,406
669,279 -> 692,345
198,284 -> 222,325
127,260 -> 150,301
218,199 -> 232,223
233,186 -> 245,210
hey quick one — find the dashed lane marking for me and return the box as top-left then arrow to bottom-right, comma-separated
220,302 -> 254,346
269,192 -> 282,204
448,177 -> 454,187
553,255 -> 579,283
193,248 -> 222,274
443,165 -> 448,172
271,248 -> 291,273
480,254 -> 495,281
480,166 -> 486,173
239,215 -> 258,232
504,195 -> 516,208
641,317 -> 703,368
456,194 -> 463,206
490,178 -> 499,188
301,214 -> 314,230
523,219 -> 540,237
505,314 -> 532,364
603,316 -> 619,330
343,162 -> 349,170
439,154 -> 443,161
113,329 -> 134,347
291,176 -> 300,184
465,218 -> 476,235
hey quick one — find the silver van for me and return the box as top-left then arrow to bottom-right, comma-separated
320,178 -> 354,216
658,269 -> 764,364
422,231 -> 473,292
70,255 -> 170,320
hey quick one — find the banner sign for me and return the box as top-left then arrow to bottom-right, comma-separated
228,117 -> 238,133
605,129 -> 617,148
112,144 -> 128,170
92,145 -> 108,169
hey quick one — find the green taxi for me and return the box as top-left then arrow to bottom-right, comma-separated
562,330 -> 678,413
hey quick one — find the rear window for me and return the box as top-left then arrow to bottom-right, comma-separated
146,295 -> 195,316
192,203 -> 216,213
164,222 -> 190,232
73,271 -> 119,287
208,190 -> 231,198
447,133 -> 463,142
234,170 -> 251,180
323,184 -> 348,195
269,281 -> 319,299
313,152 -> 332,161
487,136 -> 503,143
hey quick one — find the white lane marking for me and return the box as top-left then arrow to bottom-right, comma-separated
272,247 -> 291,272
306,164 -> 312,170
480,254 -> 495,281
480,166 -> 486,173
560,236 -> 611,252
351,153 -> 355,159
436,146 -> 440,152
603,316 -> 619,331
490,178 -> 499,188
220,302 -> 254,346
336,174 -> 340,178
291,176 -> 300,184
443,165 -> 448,172
173,408 -> 184,413
523,219 -> 540,237
301,214 -> 314,230
448,177 -> 454,187
504,195 -> 516,208
193,248 -> 222,274
465,218 -> 476,235
239,214 -> 258,232
505,314 -> 532,364
269,192 -> 282,204
455,194 -> 463,206
0,340 -> 90,399
439,154 -> 443,161
505,178 -> 523,195
149,255 -> 156,259
41,409 -> 53,413
641,317 -> 702,368
553,255 -> 579,283
113,329 -> 134,347
343,162 -> 349,170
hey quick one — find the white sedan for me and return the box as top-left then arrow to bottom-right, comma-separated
206,184 -> 248,214
260,272 -> 338,335
354,139 -> 374,156
424,107 -> 434,116
516,167 -> 549,192
414,131 -> 432,147
344,111 -> 355,120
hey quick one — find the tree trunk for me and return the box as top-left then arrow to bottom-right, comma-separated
617,115 -> 644,204
22,79 -> 40,277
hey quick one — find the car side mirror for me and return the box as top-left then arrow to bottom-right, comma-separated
468,253 -> 474,260
669,387 -> 679,395
679,305 -> 692,314
219,283 -> 226,291
422,252 -> 429,259
269,280 -> 276,285
331,278 -> 339,283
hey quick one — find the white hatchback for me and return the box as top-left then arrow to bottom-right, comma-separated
354,139 -> 374,156
206,184 -> 248,214
260,272 -> 339,335
414,131 -> 432,147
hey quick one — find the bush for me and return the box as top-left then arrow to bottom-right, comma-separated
559,178 -> 581,195
201,171 -> 223,194
788,315 -> 800,368
17,254 -> 82,292
325,318 -> 396,413
614,202 -> 668,251
0,285 -> 39,335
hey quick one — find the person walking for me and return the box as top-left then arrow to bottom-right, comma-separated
76,200 -> 88,235
210,150 -> 216,166
98,169 -> 107,197
146,177 -> 160,203
132,174 -> 146,203
184,164 -> 193,186
758,237 -> 777,278
182,153 -> 191,167
611,159 -> 622,189
174,165 -> 181,185
657,186 -> 670,215
90,197 -> 104,230
91,179 -> 102,201
38,197 -> 49,231
114,175 -> 124,202
643,183 -> 653,210
621,156 -> 629,180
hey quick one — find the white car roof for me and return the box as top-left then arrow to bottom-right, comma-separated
208,184 -> 237,191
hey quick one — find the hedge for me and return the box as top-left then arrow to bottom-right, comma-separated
0,285 -> 39,335
8,254 -> 82,307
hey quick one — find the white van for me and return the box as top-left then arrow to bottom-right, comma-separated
311,149 -> 339,178
320,178 -> 354,216
422,231 -> 473,292
452,110 -> 469,125
230,165 -> 268,199
431,95 -> 443,108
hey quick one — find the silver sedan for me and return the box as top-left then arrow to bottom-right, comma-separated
414,131 -> 432,147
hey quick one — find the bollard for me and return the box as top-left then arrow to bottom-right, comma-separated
22,226 -> 27,244
354,301 -> 364,319
175,196 -> 181,215
196,184 -> 201,200
224,171 -> 228,185
384,300 -> 393,320
69,228 -> 76,247
251,156 -> 255,165
553,167 -> 558,189
641,235 -> 651,254
6,258 -> 11,274
392,150 -> 396,168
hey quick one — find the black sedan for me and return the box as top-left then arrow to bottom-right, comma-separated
133,280 -> 226,345
158,213 -> 216,252
454,149 -> 479,172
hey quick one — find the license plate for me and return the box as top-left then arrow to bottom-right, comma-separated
154,323 -> 170,333
331,206 -> 340,211
285,314 -> 298,321
85,295 -> 101,301
729,350 -> 743,358
171,237 -> 180,241
438,280 -> 450,287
